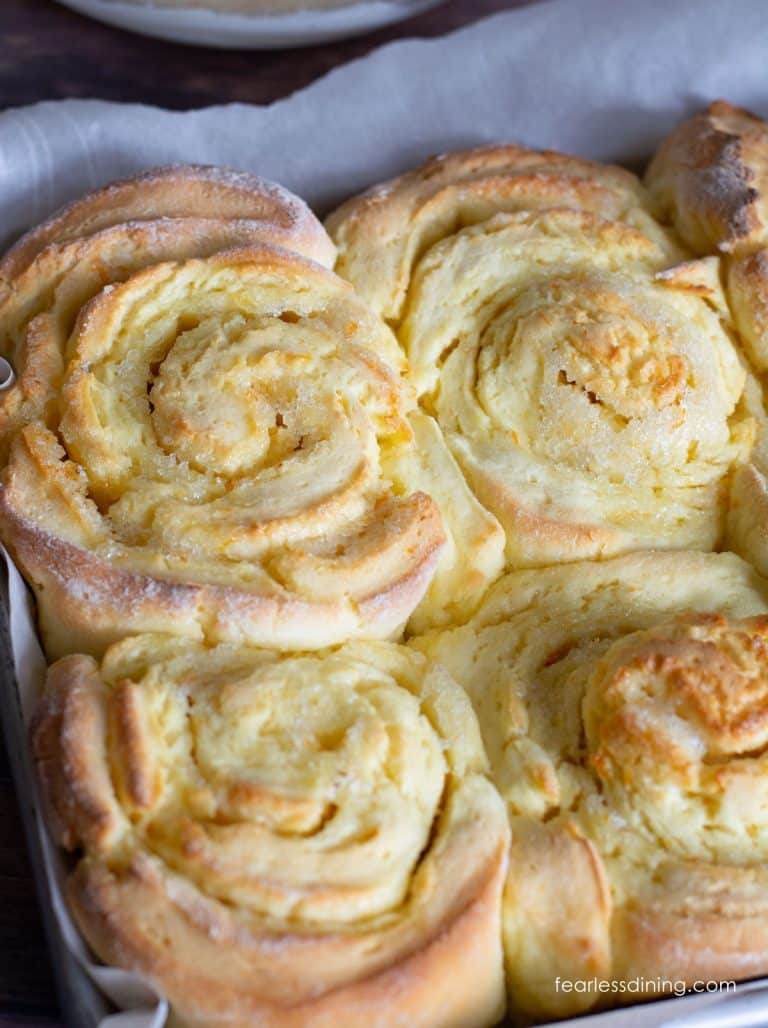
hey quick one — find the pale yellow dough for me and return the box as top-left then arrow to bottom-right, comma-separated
327,145 -> 763,570
32,634 -> 509,1028
17,109 -> 768,1028
0,246 -> 457,657
0,167 -> 503,655
413,550 -> 768,1020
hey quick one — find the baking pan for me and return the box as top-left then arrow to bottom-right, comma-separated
0,565 -> 108,1028
3,0 -> 768,1022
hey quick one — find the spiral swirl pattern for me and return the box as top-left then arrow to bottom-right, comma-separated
414,551 -> 768,1019
584,614 -> 768,860
32,634 -> 509,1028
0,164 -> 336,463
328,147 -> 759,567
0,246 -> 450,657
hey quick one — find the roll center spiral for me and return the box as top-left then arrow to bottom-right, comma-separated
470,274 -> 728,485
581,614 -> 768,859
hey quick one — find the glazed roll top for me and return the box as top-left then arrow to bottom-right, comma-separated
414,551 -> 768,1020
647,100 -> 768,577
32,635 -> 509,1028
0,244 -> 461,657
0,165 -> 336,462
328,145 -> 760,568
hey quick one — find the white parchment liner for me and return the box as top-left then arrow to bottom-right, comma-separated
3,0 -> 768,1023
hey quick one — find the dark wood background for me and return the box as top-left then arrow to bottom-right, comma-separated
0,0 -> 529,1024
0,0 -> 527,109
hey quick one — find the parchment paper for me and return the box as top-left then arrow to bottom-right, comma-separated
3,0 -> 768,1024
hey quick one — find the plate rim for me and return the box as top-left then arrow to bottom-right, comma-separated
54,0 -> 446,47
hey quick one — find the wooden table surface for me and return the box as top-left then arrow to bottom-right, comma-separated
0,0 -> 526,1023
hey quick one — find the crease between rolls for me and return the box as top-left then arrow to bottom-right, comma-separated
646,100 -> 768,582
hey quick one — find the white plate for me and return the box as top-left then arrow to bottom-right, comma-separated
54,0 -> 446,47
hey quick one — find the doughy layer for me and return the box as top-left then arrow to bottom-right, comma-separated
32,634 -> 509,1028
0,164 -> 336,463
0,246 -> 456,656
414,551 -> 768,1019
328,145 -> 759,568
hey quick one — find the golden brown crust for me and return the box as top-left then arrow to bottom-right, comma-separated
0,246 -> 449,657
647,102 -> 768,377
646,99 -> 768,377
68,847 -> 507,1028
614,863 -> 768,985
32,636 -> 509,1028
414,551 -> 768,1019
502,819 -> 612,1019
1,164 -> 335,281
646,100 -> 768,256
2,498 -> 416,659
32,655 -> 120,852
